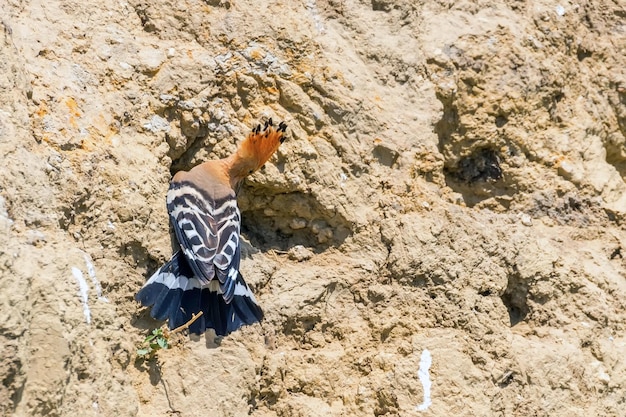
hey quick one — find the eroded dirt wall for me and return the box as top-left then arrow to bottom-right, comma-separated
1,0 -> 625,416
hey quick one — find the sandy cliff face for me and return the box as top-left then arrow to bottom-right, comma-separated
1,0 -> 625,415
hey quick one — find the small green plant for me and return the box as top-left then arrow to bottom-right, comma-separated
136,312 -> 204,360
137,327 -> 169,359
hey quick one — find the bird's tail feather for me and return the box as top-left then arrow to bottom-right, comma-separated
135,251 -> 263,336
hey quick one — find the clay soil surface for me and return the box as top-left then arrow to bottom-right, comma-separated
1,0 -> 625,416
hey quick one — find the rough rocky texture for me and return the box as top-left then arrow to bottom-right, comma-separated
1,0 -> 625,416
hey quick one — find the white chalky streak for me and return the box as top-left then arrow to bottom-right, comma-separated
72,267 -> 91,324
556,5 -> 565,16
416,349 -> 432,412
83,253 -> 108,302
306,0 -> 325,34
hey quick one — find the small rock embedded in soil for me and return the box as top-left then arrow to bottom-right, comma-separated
288,245 -> 314,261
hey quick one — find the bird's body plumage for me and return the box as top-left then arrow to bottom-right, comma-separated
136,120 -> 286,336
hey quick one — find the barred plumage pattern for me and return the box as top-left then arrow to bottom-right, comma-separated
167,182 -> 241,301
136,120 -> 286,336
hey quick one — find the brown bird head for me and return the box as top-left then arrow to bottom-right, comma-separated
229,119 -> 287,185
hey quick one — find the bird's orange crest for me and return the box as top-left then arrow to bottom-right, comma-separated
238,119 -> 287,171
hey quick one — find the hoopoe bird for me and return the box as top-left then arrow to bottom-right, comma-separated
136,119 -> 287,336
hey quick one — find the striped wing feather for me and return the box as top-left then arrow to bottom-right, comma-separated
166,180 -> 241,303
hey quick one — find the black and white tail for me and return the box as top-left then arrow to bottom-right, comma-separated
135,251 -> 263,336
